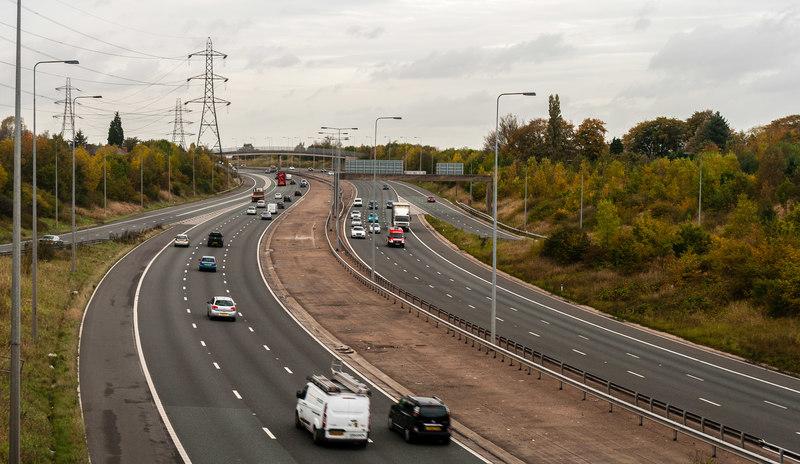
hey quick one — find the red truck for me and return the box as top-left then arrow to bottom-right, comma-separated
277,172 -> 286,186
386,228 -> 405,248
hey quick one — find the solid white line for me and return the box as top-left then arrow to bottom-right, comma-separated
262,427 -> 276,439
213,362 -> 220,370
284,366 -> 293,374
573,349 -> 586,356
529,331 -> 540,337
627,370 -> 644,378
699,397 -> 721,407
764,400 -> 788,410
686,374 -> 704,382
626,353 -> 640,359
233,390 -> 242,400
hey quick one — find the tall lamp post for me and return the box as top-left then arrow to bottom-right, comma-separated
491,92 -> 535,346
321,126 -> 357,245
372,116 -> 401,280
32,59 -> 78,340
72,95 -> 102,273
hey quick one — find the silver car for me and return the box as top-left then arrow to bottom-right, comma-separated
207,296 -> 237,321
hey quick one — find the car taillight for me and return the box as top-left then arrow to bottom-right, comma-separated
212,305 -> 218,309
230,307 -> 235,311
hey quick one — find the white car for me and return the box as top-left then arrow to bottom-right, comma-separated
350,210 -> 362,219
353,198 -> 363,207
246,206 -> 257,215
207,296 -> 236,321
256,199 -> 266,208
351,217 -> 362,226
173,234 -> 190,247
351,225 -> 366,238
369,223 -> 381,234
39,234 -> 64,246
275,192 -> 282,199
289,166 -> 295,170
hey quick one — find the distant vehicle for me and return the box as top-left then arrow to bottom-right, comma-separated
207,232 -> 224,247
39,234 -> 64,246
275,192 -> 283,199
386,228 -> 405,248
368,201 -> 378,210
283,195 -> 292,202
289,166 -> 295,170
351,217 -> 363,226
369,223 -> 381,234
300,179 -> 308,187
207,296 -> 236,321
246,206 -> 257,215
294,190 -> 302,196
386,200 -> 393,209
351,210 -> 361,219
392,203 -> 411,231
295,362 -> 370,447
256,199 -> 266,208
277,201 -> 285,209
388,396 -> 451,444
267,203 -> 278,214
307,167 -> 313,171
277,172 -> 286,186
427,196 -> 436,203
328,171 -> 334,175
353,198 -> 363,207
268,165 -> 277,173
251,187 -> 265,202
382,184 -> 389,190
261,211 -> 272,220
351,225 -> 366,239
198,255 -> 217,272
367,213 -> 378,223
290,179 -> 296,185
286,173 -> 293,180
173,234 -> 190,247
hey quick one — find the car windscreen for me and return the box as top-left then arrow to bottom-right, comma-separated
389,232 -> 403,238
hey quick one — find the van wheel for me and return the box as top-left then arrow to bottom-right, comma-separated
294,412 -> 302,430
313,426 -> 325,445
403,428 -> 413,443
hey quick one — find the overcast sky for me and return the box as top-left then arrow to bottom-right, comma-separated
2,0 -> 798,151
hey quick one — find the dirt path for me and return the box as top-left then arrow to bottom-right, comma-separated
261,177 -> 748,464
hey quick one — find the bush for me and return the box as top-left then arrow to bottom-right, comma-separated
672,224 -> 711,256
542,226 -> 590,264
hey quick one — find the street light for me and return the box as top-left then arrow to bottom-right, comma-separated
321,126 -> 357,244
372,116 -> 401,281
491,92 -> 535,346
72,95 -> 102,273
32,59 -> 78,340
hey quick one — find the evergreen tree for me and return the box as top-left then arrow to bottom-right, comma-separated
73,129 -> 88,147
547,94 -> 564,158
698,111 -> 731,151
108,112 -> 124,146
609,137 -> 624,155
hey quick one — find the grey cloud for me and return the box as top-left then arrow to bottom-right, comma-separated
376,33 -> 573,79
634,3 -> 655,30
245,45 -> 301,70
347,25 -> 385,39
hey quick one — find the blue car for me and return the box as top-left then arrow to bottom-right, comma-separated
198,255 -> 217,272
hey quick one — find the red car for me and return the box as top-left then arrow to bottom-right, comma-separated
427,196 -> 436,203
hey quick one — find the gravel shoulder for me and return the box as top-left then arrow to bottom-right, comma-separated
261,177 -> 748,464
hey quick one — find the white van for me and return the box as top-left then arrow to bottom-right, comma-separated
267,203 -> 278,214
295,362 -> 370,447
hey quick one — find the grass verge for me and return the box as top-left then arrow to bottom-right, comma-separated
425,214 -> 800,374
0,228 -> 162,463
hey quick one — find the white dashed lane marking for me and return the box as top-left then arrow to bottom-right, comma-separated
263,428 -> 276,439
528,331 -> 540,337
699,397 -> 720,407
233,390 -> 242,400
627,370 -> 644,378
764,400 -> 787,410
284,366 -> 293,374
573,349 -> 586,356
686,374 -> 704,382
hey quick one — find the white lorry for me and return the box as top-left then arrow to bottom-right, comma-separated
391,202 -> 411,231
295,361 -> 371,447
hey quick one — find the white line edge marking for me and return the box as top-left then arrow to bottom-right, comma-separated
468,304 -> 475,309
405,223 -> 800,397
699,397 -> 721,407
263,427 -> 276,439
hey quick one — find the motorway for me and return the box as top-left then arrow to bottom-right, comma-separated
80,171 -> 482,463
343,179 -> 800,456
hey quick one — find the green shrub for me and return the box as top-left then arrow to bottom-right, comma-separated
542,226 -> 590,264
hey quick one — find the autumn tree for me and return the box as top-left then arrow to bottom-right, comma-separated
623,117 -> 687,159
595,199 -> 621,244
575,118 -> 607,161
108,112 -> 124,146
482,114 -> 521,153
506,118 -> 548,162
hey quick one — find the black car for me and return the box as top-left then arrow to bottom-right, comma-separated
388,396 -> 451,444
277,201 -> 285,209
382,184 -> 389,190
207,231 -> 224,247
283,195 -> 292,202
368,201 -> 378,210
294,190 -> 302,196
289,179 -> 296,185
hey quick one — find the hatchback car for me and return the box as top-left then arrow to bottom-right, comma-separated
351,225 -> 366,239
289,179 -> 296,185
261,211 -> 272,220
294,190 -> 302,196
275,192 -> 283,199
207,232 -> 224,247
386,201 -> 393,209
198,256 -> 217,272
256,199 -> 266,208
173,234 -> 190,247
427,196 -> 436,203
351,210 -> 362,219
207,296 -> 236,321
368,201 -> 378,210
388,396 -> 451,444
382,184 -> 389,190
300,179 -> 308,187
368,213 -> 379,223
353,198 -> 363,207
369,223 -> 381,234
277,201 -> 285,209
246,206 -> 257,215
39,234 -> 64,246
283,195 -> 292,202
351,217 -> 363,226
